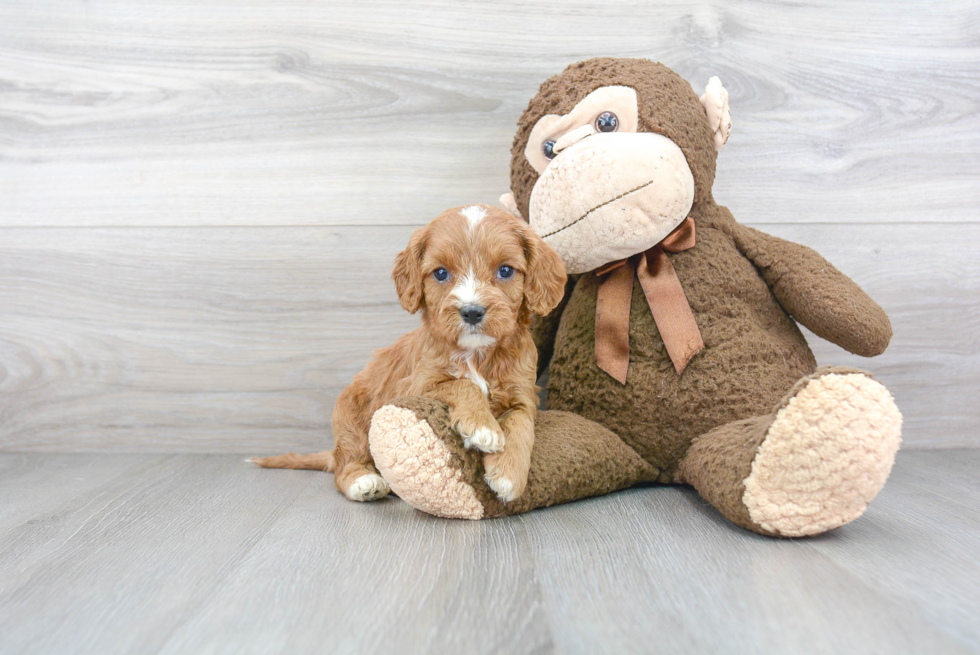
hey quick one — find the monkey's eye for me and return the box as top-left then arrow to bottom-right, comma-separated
433,268 -> 450,282
595,111 -> 618,133
497,265 -> 515,280
543,140 -> 557,159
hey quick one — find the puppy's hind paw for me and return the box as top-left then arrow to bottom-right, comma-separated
346,474 -> 391,502
461,425 -> 505,453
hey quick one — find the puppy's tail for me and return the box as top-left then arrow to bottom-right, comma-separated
248,450 -> 335,472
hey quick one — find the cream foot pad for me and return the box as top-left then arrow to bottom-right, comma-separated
369,405 -> 485,520
743,373 -> 902,536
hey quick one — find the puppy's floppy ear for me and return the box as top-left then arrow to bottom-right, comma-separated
521,227 -> 567,316
392,226 -> 427,314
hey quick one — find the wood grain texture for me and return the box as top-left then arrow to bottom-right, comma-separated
0,450 -> 978,654
0,226 -> 415,452
0,0 -> 977,226
1,223 -> 976,452
0,0 -> 977,452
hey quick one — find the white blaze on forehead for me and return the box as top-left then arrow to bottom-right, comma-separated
460,205 -> 487,232
451,266 -> 481,306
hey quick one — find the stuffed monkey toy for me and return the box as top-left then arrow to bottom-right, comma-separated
368,58 -> 902,537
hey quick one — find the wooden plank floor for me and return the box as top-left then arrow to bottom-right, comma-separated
0,450 -> 978,654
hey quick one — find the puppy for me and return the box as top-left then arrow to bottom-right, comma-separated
251,205 -> 567,503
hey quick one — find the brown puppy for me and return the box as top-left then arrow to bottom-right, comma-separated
251,205 -> 566,503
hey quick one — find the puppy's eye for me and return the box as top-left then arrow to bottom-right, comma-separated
433,268 -> 450,282
497,265 -> 515,280
543,140 -> 557,159
595,111 -> 618,133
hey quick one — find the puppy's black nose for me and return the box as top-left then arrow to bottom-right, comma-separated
460,304 -> 486,326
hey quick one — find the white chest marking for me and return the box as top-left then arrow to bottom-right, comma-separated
451,351 -> 490,397
464,356 -> 489,396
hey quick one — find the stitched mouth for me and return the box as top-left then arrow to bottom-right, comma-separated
540,179 -> 656,239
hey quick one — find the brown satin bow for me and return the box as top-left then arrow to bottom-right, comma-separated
594,217 -> 703,384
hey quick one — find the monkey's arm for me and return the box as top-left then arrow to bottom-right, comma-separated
730,223 -> 892,357
531,277 -> 577,377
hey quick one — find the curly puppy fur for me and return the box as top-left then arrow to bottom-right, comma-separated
251,205 -> 566,503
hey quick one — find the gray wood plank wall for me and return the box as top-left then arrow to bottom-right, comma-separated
1,1 -> 978,451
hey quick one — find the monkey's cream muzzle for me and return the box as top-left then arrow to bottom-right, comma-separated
529,131 -> 695,275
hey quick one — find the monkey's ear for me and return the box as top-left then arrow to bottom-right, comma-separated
392,227 -> 427,314
499,192 -> 524,221
521,227 -> 567,317
699,76 -> 732,150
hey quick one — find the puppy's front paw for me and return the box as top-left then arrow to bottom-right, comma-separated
456,418 -> 505,453
483,453 -> 528,503
484,470 -> 517,502
346,473 -> 391,502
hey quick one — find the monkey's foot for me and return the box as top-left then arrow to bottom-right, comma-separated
743,369 -> 903,536
369,400 -> 487,519
681,366 -> 903,537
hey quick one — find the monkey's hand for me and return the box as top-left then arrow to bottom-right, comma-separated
731,223 -> 892,357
